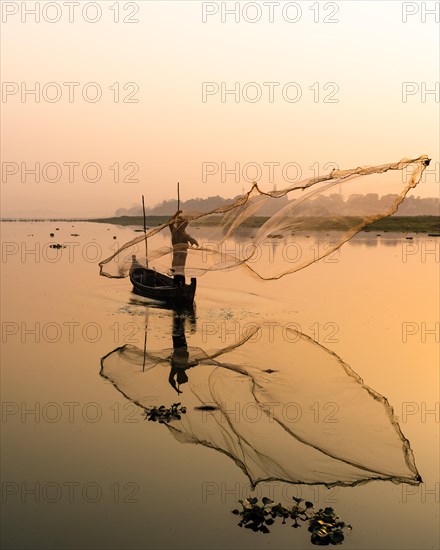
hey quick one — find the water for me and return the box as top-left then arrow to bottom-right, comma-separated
1,221 -> 438,550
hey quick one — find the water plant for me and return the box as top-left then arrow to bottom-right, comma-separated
232,496 -> 351,545
144,403 -> 186,423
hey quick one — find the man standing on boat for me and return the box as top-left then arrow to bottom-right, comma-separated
169,210 -> 198,287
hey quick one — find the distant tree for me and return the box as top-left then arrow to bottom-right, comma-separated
113,192 -> 440,217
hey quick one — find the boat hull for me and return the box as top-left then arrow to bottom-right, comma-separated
129,267 -> 196,305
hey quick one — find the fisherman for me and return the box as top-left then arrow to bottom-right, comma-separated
169,210 -> 198,287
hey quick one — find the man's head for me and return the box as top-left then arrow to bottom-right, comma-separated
176,218 -> 189,231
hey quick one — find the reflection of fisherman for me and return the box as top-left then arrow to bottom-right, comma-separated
169,210 -> 198,287
168,311 -> 198,394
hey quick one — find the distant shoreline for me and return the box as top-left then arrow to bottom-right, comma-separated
1,215 -> 439,233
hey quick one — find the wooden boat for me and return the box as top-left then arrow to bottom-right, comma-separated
130,265 -> 196,305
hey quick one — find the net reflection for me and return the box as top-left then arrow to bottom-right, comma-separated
100,312 -> 421,489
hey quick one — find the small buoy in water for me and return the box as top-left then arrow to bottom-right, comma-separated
50,233 -> 54,237
113,236 -> 117,239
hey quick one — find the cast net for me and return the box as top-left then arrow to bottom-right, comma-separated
98,156 -> 430,280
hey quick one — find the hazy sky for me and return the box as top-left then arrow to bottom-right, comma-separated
1,0 -> 439,217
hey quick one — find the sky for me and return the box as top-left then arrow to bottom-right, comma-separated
1,0 -> 439,217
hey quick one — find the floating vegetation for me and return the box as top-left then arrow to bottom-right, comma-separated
49,244 -> 66,249
143,403 -> 187,423
194,405 -> 219,411
232,497 -> 351,545
308,505 -> 352,545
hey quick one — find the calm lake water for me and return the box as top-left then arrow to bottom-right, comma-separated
1,221 -> 439,550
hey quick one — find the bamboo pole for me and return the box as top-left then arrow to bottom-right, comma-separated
141,194 -> 149,372
142,313 -> 148,372
142,195 -> 148,267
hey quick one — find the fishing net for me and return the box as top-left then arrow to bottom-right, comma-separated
100,325 -> 421,488
98,156 -> 430,280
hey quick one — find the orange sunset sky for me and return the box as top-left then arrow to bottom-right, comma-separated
1,0 -> 439,217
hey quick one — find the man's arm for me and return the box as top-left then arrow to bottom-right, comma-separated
170,210 -> 182,222
187,235 -> 198,247
168,367 -> 182,394
181,227 -> 198,246
169,210 -> 183,232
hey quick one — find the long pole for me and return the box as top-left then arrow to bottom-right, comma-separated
177,181 -> 180,211
141,195 -> 149,371
142,195 -> 148,267
142,312 -> 148,372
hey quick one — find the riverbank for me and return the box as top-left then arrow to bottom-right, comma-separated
2,215 -> 439,233
83,215 -> 440,233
